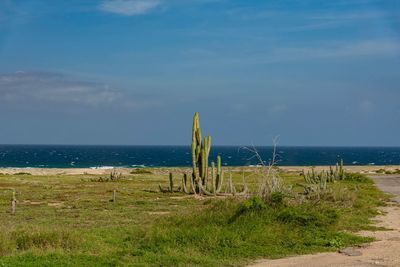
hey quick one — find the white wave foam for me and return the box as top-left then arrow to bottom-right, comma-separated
131,164 -> 146,168
90,166 -> 116,170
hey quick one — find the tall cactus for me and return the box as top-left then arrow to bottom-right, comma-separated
192,112 -> 202,183
160,112 -> 247,196
191,112 -> 212,192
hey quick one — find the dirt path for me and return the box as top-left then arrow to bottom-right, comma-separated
248,176 -> 400,267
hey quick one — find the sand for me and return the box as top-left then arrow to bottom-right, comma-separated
1,165 -> 400,176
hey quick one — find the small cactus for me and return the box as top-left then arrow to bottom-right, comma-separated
302,159 -> 347,195
159,172 -> 181,193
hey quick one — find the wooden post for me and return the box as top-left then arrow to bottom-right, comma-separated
169,173 -> 173,192
112,190 -> 116,202
11,191 -> 16,215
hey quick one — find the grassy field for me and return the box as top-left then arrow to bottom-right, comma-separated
0,169 -> 390,266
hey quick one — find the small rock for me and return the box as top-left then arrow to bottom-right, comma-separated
339,247 -> 363,256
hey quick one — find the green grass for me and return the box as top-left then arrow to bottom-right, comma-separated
0,170 -> 390,266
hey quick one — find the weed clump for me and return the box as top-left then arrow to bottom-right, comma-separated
238,196 -> 266,214
89,169 -> 124,182
270,192 -> 285,206
375,169 -> 400,175
13,230 -> 81,251
345,173 -> 371,183
277,206 -> 339,227
0,230 -> 81,255
328,236 -> 344,248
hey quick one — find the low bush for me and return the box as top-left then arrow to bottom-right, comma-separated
345,173 -> 371,183
277,206 -> 339,227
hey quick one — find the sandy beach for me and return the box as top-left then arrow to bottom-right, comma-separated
1,165 -> 400,176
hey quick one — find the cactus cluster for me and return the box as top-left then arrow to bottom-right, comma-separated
191,112 -> 212,188
90,169 -> 124,182
187,112 -> 244,196
303,168 -> 328,190
304,159 -> 346,186
302,159 -> 346,194
159,112 -> 247,196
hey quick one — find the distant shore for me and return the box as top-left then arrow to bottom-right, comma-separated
1,165 -> 400,176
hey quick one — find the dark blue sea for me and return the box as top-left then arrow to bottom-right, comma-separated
0,145 -> 400,168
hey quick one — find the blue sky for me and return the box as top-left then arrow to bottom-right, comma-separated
0,0 -> 399,146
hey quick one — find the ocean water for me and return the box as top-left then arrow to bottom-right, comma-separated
0,145 -> 399,168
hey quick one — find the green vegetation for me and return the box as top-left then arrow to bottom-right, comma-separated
299,160 -> 363,198
0,169 -> 389,266
0,114 -> 391,266
375,168 -> 400,175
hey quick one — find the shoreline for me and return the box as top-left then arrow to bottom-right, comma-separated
1,165 -> 400,176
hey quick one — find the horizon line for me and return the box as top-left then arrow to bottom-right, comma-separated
0,144 -> 399,148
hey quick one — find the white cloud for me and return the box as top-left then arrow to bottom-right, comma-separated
310,10 -> 385,21
172,39 -> 400,68
99,0 -> 162,16
0,71 -> 121,107
265,39 -> 400,63
0,71 -> 163,112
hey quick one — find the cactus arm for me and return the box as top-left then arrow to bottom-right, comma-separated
182,173 -> 188,194
205,136 -> 211,188
191,113 -> 199,181
216,170 -> 224,193
216,156 -> 223,192
189,174 -> 197,195
200,146 -> 205,184
198,182 -> 214,196
211,161 -> 216,194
